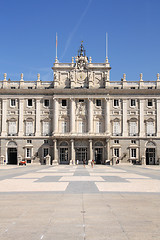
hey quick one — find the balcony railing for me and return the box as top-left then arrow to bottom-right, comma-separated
8,133 -> 18,136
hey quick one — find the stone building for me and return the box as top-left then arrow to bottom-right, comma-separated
0,43 -> 160,165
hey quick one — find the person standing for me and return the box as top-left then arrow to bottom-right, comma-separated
83,159 -> 85,167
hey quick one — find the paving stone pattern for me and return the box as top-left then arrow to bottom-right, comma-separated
0,165 -> 160,240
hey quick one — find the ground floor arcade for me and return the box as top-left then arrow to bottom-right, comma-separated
0,138 -> 160,166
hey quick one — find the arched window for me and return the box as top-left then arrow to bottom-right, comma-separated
146,120 -> 155,136
94,141 -> 103,147
113,119 -> 120,136
7,141 -> 17,147
26,118 -> 34,136
146,141 -> 156,147
8,119 -> 17,136
96,121 -> 102,133
60,141 -> 69,146
42,121 -> 50,136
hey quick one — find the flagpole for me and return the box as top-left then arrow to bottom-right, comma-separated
106,32 -> 108,63
106,32 -> 108,59
56,33 -> 58,59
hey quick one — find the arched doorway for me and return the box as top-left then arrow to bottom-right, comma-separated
59,141 -> 69,164
94,141 -> 104,164
146,141 -> 156,165
7,141 -> 17,164
75,140 -> 88,165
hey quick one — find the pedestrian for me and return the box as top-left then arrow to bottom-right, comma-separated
91,159 -> 94,168
76,159 -> 79,165
83,159 -> 85,167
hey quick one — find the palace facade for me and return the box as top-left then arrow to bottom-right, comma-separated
1,43 -> 160,165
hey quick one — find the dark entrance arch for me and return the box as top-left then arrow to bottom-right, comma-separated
7,141 -> 18,165
94,141 -> 104,164
8,148 -> 17,164
146,141 -> 156,165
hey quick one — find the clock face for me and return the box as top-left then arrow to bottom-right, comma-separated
77,72 -> 86,83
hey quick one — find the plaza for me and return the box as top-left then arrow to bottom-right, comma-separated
0,164 -> 160,240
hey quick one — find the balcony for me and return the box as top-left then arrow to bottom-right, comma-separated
147,133 -> 156,136
8,133 -> 18,136
129,133 -> 138,136
112,133 -> 122,136
25,133 -> 35,136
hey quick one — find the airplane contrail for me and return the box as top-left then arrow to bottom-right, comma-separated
60,0 -> 93,60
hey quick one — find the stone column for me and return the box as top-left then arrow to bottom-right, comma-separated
52,139 -> 58,165
88,99 -> 93,133
70,139 -> 75,165
157,99 -> 160,137
122,99 -> 127,136
1,99 -> 7,136
88,139 -> 93,165
139,99 -> 144,137
19,99 -> 24,136
70,99 -> 75,133
35,99 -> 41,136
105,139 -> 110,164
105,98 -> 110,134
53,98 -> 59,134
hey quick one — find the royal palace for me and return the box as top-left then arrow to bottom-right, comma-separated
0,43 -> 160,165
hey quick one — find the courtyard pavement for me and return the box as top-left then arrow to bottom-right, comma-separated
0,164 -> 160,239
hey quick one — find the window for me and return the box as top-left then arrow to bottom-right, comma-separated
26,121 -> 33,135
96,99 -> 101,106
131,149 -> 136,158
130,99 -> 136,107
79,99 -> 84,102
113,121 -> 120,136
148,87 -> 152,89
148,99 -> 153,107
114,140 -> 119,144
8,121 -> 17,135
27,140 -> 32,143
44,99 -> 49,107
28,87 -> 32,89
11,87 -> 15,89
131,87 -> 135,89
114,99 -> 119,107
114,87 -> 119,89
146,122 -> 155,136
26,148 -> 31,158
96,122 -> 102,133
10,99 -> 16,107
43,148 -> 49,158
114,148 -> 119,157
131,140 -> 136,144
28,99 -> 33,107
62,99 -> 67,106
42,122 -> 50,136
61,121 -> 67,133
78,121 -> 84,133
44,140 -> 49,144
129,122 -> 137,136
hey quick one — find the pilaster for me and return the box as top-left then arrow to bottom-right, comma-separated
1,99 -> 7,136
88,98 -> 93,133
70,139 -> 75,165
157,99 -> 160,137
53,98 -> 59,134
18,99 -> 24,136
52,139 -> 58,165
105,98 -> 110,134
35,99 -> 41,136
122,99 -> 127,136
70,98 -> 75,133
140,99 -> 145,137
88,139 -> 93,165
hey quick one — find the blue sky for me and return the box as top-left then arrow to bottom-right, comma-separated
0,0 -> 160,81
